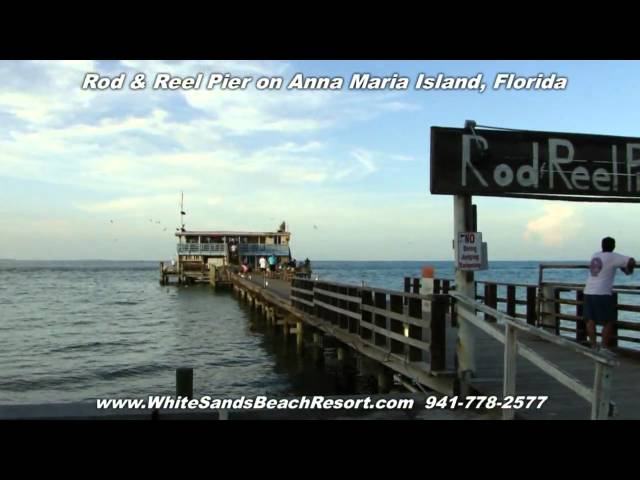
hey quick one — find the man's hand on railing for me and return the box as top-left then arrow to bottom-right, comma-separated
622,258 -> 636,275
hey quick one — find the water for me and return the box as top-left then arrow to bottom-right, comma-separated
1,260 -> 638,405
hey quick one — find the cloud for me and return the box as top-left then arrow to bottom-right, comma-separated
0,60 -> 428,259
523,204 -> 583,246
75,194 -> 182,215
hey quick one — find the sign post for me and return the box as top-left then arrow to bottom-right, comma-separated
432,121 -> 634,403
453,194 -> 476,395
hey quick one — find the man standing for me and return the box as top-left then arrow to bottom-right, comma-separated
259,256 -> 267,273
584,237 -> 635,352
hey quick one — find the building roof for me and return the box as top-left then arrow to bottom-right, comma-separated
175,230 -> 290,237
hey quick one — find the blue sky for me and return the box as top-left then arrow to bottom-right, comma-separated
1,60 -> 640,261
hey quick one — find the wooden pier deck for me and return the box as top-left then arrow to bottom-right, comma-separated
231,273 -> 640,420
469,325 -> 640,419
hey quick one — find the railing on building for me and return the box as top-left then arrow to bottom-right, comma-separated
177,243 -> 227,255
238,244 -> 290,256
177,243 -> 290,257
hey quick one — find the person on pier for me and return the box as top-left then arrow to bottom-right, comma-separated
584,237 -> 636,353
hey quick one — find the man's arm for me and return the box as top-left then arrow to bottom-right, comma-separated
621,257 -> 636,275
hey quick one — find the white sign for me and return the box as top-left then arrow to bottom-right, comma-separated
456,232 -> 486,270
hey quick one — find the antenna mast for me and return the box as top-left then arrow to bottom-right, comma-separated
180,191 -> 186,232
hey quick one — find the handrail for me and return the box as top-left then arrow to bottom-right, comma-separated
443,276 -> 640,345
290,276 -> 447,371
451,291 -> 618,420
452,292 -> 617,366
539,262 -> 590,269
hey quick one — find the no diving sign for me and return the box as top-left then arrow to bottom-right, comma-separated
456,232 -> 488,270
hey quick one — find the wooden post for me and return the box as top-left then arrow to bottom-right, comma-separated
454,194 -> 476,392
159,262 -> 165,285
553,289 -> 561,335
540,285 -> 557,332
430,295 -> 447,371
296,321 -> 304,354
377,368 -> 393,394
209,265 -> 216,287
503,323 -> 518,420
592,363 -> 613,420
506,285 -> 516,317
176,368 -> 193,399
526,286 -> 537,325
374,292 -> 388,349
576,290 -> 586,343
611,292 -> 619,348
484,283 -> 497,322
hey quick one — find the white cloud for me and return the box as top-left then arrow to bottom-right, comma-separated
523,204 -> 583,247
0,60 -> 429,259
75,194 -> 181,215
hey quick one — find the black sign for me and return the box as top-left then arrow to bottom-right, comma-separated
430,126 -> 640,201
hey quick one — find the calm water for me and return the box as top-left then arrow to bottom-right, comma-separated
1,260 -> 638,404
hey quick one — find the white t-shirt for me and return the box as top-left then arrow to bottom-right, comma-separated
584,251 -> 630,295
259,257 -> 267,269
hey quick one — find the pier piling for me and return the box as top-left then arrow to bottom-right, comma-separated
176,368 -> 193,399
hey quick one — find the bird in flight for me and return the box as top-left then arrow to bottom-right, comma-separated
313,225 -> 318,230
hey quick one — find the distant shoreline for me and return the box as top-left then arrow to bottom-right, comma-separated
0,259 -> 588,263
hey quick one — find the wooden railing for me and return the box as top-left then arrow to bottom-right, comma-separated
403,273 -> 640,349
291,277 -> 450,372
451,291 -> 619,420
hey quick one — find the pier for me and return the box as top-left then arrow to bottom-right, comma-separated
152,121 -> 640,420
229,270 -> 640,420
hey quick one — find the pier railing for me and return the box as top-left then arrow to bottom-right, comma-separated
473,281 -> 640,349
405,274 -> 640,350
451,291 -> 619,420
291,277 -> 450,372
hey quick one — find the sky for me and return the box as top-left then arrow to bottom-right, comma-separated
1,60 -> 640,261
